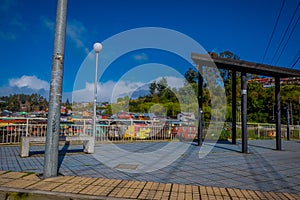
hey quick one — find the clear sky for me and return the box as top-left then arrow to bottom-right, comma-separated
0,0 -> 299,102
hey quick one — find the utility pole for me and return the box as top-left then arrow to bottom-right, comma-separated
44,0 -> 68,178
299,96 -> 300,125
286,105 -> 290,141
197,65 -> 203,146
290,101 -> 293,125
272,104 -> 275,121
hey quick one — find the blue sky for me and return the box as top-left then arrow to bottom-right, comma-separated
0,0 -> 299,102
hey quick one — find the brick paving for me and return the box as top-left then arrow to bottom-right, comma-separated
0,171 -> 300,199
0,140 -> 300,199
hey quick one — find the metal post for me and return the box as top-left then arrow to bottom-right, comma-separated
43,0 -> 68,178
298,96 -> 300,125
273,104 -> 275,121
286,105 -> 290,141
241,72 -> 248,153
275,76 -> 281,150
290,102 -> 293,125
197,65 -> 203,146
93,52 -> 99,139
93,43 -> 102,144
26,118 -> 29,137
232,70 -> 237,144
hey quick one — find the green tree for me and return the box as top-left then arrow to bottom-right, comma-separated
7,95 -> 20,111
185,68 -> 198,84
157,78 -> 168,93
149,81 -> 157,96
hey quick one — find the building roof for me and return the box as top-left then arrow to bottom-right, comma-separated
191,53 -> 300,78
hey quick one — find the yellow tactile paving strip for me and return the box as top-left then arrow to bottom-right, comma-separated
0,171 -> 299,200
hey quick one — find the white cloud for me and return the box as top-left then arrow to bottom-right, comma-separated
67,20 -> 89,54
154,76 -> 185,89
0,31 -> 16,40
9,75 -> 49,90
70,76 -> 185,103
0,75 -> 49,98
10,16 -> 26,31
0,0 -> 25,40
41,17 -> 90,55
41,16 -> 55,31
0,74 -> 186,102
133,53 -> 148,61
71,80 -> 144,103
0,0 -> 17,13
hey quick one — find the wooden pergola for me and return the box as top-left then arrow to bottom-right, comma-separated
192,53 -> 300,153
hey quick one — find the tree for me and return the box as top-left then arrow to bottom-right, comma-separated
0,94 -> 48,112
7,95 -> 20,111
184,68 -> 198,84
149,81 -> 157,96
65,98 -> 70,105
157,78 -> 168,93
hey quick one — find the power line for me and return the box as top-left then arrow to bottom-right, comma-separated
274,14 -> 300,65
262,0 -> 286,63
289,50 -> 300,67
291,53 -> 300,69
271,2 -> 300,64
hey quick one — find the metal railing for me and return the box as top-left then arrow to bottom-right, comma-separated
0,118 -> 299,144
0,118 -> 174,144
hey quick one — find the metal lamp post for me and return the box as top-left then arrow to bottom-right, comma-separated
93,43 -> 102,139
44,0 -> 68,178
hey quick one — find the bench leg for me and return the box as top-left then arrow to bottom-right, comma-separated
83,138 -> 95,154
20,138 -> 29,157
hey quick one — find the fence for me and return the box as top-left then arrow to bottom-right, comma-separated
239,123 -> 300,140
0,118 -> 174,144
0,118 -> 300,144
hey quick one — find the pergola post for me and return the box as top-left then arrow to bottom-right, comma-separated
197,65 -> 203,146
241,72 -> 248,153
232,70 -> 237,144
275,76 -> 282,150
286,105 -> 290,141
191,53 -> 300,152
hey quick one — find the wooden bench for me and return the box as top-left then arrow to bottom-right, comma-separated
20,136 -> 94,157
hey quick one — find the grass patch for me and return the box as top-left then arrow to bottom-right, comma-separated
8,192 -> 31,200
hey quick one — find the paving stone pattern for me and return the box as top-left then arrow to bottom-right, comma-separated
1,140 -> 300,196
0,171 -> 300,200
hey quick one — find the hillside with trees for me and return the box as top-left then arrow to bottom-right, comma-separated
105,51 -> 300,124
1,51 -> 299,124
0,93 -> 47,112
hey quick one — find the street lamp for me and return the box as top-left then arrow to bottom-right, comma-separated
93,42 -> 102,139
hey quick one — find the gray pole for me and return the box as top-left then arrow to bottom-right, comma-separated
275,77 -> 281,150
44,0 -> 68,178
197,65 -> 203,146
92,43 -> 102,142
231,70 -> 237,144
286,105 -> 290,140
93,52 -> 99,139
290,102 -> 293,125
241,72 -> 248,153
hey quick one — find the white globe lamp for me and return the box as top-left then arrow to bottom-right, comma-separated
93,42 -> 103,53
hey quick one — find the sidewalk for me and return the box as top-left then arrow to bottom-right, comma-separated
1,171 -> 300,200
1,140 -> 300,199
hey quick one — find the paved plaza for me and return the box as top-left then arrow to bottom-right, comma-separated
1,140 -> 300,198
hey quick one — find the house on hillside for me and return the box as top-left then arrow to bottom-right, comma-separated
177,112 -> 195,124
